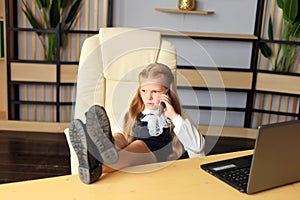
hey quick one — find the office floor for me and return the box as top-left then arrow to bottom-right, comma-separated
0,131 -> 255,184
0,131 -> 71,184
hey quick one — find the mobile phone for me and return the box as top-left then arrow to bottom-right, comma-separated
158,88 -> 170,116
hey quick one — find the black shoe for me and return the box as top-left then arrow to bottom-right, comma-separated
86,105 -> 119,164
69,119 -> 102,184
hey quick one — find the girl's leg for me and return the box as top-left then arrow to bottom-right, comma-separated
103,135 -> 157,173
113,132 -> 130,149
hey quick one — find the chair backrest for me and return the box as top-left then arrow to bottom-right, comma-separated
74,28 -> 177,131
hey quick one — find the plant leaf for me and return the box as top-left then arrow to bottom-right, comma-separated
36,0 -> 50,8
61,0 -> 70,8
35,0 -> 43,9
290,22 -> 300,38
296,1 -> 300,22
65,0 -> 82,25
268,16 -> 274,40
50,0 -> 60,28
41,0 -> 51,8
23,10 -> 42,31
259,42 -> 272,58
22,1 -> 42,34
277,0 -> 284,9
281,0 -> 298,23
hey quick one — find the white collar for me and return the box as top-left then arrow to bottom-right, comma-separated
141,108 -> 170,136
142,108 -> 160,116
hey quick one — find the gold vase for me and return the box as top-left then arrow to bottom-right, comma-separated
178,0 -> 196,11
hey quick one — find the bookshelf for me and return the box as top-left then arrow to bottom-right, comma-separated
0,0 -> 7,120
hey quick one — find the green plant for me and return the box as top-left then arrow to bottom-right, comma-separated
22,0 -> 82,61
260,0 -> 300,72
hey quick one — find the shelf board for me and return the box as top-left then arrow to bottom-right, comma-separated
155,8 -> 214,15
159,30 -> 258,40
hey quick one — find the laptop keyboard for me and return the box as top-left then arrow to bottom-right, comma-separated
219,167 -> 250,189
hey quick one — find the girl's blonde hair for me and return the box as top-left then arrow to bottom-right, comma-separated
122,63 -> 185,160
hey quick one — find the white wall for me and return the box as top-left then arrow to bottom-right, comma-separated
112,0 -> 257,35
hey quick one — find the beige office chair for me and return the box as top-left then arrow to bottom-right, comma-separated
64,27 -> 177,174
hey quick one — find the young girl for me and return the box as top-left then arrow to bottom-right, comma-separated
69,63 -> 205,184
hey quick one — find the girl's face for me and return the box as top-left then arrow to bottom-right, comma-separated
140,84 -> 168,110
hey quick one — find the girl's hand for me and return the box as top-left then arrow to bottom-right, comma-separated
159,94 -> 179,120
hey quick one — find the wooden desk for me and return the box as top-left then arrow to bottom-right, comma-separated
1,150 -> 299,200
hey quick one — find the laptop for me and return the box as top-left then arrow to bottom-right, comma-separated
200,119 -> 300,194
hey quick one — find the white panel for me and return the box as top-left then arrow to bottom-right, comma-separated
185,109 -> 245,127
178,89 -> 247,108
113,0 -> 258,35
164,37 -> 252,68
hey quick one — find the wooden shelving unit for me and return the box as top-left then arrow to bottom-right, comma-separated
155,8 -> 214,15
0,0 -> 8,120
4,0 -> 110,125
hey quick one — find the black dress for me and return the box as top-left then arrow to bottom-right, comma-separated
132,114 -> 173,162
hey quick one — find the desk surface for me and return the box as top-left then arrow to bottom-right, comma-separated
1,150 -> 299,200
